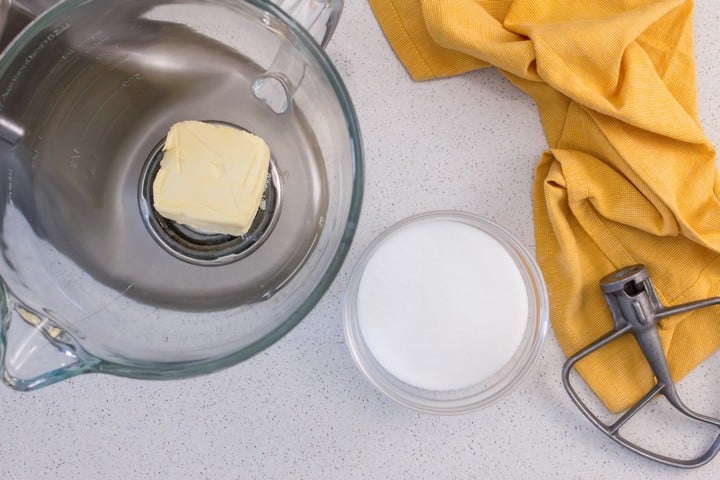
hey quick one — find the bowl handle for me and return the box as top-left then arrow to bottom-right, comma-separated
274,0 -> 343,49
252,0 -> 344,114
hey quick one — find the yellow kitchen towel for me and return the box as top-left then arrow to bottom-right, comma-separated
368,0 -> 720,413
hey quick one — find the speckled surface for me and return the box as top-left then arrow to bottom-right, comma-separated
2,1 -> 720,478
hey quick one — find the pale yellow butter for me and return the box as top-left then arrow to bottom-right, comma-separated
152,121 -> 271,236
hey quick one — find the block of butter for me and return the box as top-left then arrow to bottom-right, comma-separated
152,121 -> 271,236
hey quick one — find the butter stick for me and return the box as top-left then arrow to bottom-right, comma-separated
152,121 -> 270,236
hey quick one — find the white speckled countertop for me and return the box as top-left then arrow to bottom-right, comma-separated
2,1 -> 720,478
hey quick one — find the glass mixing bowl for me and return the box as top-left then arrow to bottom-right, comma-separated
0,0 -> 363,390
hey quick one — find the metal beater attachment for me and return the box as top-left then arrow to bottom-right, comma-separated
562,265 -> 720,468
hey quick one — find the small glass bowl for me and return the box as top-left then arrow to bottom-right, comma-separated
344,211 -> 549,414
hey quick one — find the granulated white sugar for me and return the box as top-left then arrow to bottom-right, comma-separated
357,219 -> 528,391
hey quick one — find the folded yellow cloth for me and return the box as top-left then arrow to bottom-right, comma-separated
368,0 -> 720,413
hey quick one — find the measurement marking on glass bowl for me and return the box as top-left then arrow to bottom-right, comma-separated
6,168 -> 13,201
122,73 -> 143,87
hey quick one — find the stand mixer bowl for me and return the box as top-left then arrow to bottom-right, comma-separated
0,0 -> 363,390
